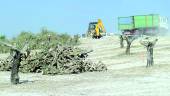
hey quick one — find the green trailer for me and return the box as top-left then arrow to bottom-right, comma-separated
118,14 -> 168,35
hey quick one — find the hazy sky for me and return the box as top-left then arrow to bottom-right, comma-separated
0,0 -> 169,37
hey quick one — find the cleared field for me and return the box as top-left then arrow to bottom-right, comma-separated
0,35 -> 170,96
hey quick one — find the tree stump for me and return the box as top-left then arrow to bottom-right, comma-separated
140,37 -> 158,67
0,41 -> 29,84
10,50 -> 22,84
124,36 -> 136,55
120,35 -> 124,48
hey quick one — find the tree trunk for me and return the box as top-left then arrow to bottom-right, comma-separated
120,35 -> 124,48
140,38 -> 158,67
146,46 -> 154,67
150,47 -> 154,66
125,36 -> 135,55
126,43 -> 131,55
11,50 -> 22,85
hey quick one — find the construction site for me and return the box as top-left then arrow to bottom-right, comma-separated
0,1 -> 170,96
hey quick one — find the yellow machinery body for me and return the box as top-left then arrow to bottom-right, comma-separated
87,19 -> 106,38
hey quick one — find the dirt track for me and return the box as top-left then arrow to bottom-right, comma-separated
0,36 -> 170,96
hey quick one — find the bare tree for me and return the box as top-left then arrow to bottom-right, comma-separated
140,37 -> 158,67
10,49 -> 22,84
0,41 -> 29,84
124,36 -> 136,55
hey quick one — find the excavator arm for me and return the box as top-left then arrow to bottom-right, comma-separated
95,19 -> 106,37
87,19 -> 106,39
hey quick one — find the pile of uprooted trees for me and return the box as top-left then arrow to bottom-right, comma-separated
0,45 -> 107,75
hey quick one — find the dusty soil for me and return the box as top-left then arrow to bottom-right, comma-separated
0,36 -> 170,96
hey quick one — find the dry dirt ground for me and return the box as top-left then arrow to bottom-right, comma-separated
0,35 -> 170,96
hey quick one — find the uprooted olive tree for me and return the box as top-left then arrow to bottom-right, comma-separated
124,35 -> 136,55
140,37 -> 158,67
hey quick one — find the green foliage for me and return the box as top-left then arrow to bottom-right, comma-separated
0,35 -> 6,40
0,28 -> 80,53
0,35 -> 10,53
12,31 -> 36,49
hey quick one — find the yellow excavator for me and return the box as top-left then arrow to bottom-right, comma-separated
87,19 -> 106,39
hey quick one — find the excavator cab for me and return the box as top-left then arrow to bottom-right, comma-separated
87,19 -> 106,39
